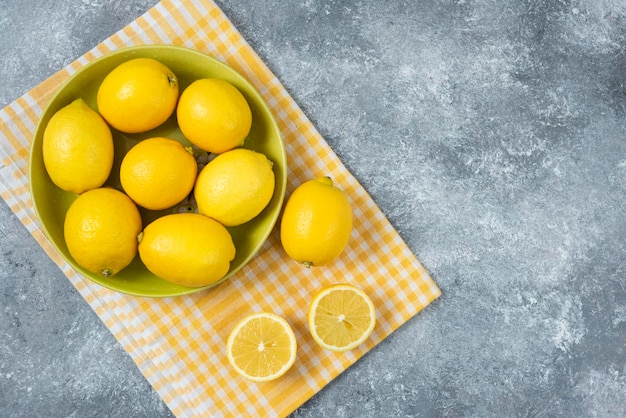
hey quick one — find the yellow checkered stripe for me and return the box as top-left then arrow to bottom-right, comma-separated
0,0 -> 441,416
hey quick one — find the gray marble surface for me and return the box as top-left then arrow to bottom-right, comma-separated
1,0 -> 625,417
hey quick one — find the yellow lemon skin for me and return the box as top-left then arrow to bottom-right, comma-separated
138,213 -> 236,288
42,98 -> 114,194
97,58 -> 179,133
63,188 -> 142,277
177,78 -> 252,153
194,148 -> 275,227
120,137 -> 197,210
280,177 -> 353,267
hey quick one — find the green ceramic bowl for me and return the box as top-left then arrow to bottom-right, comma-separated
29,45 -> 286,297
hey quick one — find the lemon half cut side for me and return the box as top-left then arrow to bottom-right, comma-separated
308,284 -> 376,352
226,312 -> 297,382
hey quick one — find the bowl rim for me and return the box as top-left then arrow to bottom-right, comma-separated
29,44 -> 287,297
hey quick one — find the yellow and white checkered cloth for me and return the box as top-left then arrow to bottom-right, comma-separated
0,0 -> 441,416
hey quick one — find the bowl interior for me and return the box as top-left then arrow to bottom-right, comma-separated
29,45 -> 286,297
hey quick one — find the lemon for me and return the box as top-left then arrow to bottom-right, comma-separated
42,98 -> 114,194
138,213 -> 236,287
97,58 -> 179,133
120,137 -> 197,210
226,312 -> 297,382
280,177 -> 353,267
308,284 -> 376,352
177,78 -> 252,153
63,188 -> 142,277
194,148 -> 275,226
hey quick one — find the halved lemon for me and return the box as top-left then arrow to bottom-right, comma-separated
308,284 -> 376,352
226,312 -> 297,382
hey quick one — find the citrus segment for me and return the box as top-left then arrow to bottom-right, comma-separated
194,148 -> 275,226
120,137 -> 197,210
137,213 -> 236,287
177,78 -> 252,153
308,284 -> 376,352
97,58 -> 179,133
226,312 -> 297,382
63,188 -> 142,277
280,177 -> 353,267
42,98 -> 114,194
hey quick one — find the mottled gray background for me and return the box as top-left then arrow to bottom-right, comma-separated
1,0 -> 625,417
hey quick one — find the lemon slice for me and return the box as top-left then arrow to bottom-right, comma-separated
226,312 -> 297,382
308,284 -> 376,352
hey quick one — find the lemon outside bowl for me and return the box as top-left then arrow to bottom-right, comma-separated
29,45 -> 287,297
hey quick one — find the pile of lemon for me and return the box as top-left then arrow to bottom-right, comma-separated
42,56 -> 376,382
44,58 -> 271,287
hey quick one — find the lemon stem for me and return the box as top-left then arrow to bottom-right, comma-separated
318,176 -> 333,187
137,231 -> 144,243
167,73 -> 177,88
101,268 -> 112,277
303,261 -> 313,268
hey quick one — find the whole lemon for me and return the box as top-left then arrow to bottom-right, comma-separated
64,187 -> 142,277
280,177 -> 353,267
138,213 -> 236,287
120,137 -> 197,210
177,78 -> 252,153
194,148 -> 275,226
42,98 -> 113,194
97,58 -> 179,133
